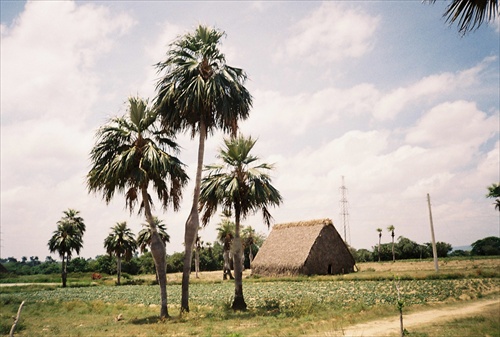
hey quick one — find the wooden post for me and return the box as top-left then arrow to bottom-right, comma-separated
9,301 -> 25,337
427,193 -> 439,272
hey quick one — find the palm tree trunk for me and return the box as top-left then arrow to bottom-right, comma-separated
232,208 -> 247,311
142,186 -> 169,318
378,235 -> 381,262
194,245 -> 200,278
62,254 -> 67,288
181,121 -> 206,313
392,234 -> 395,262
117,255 -> 122,285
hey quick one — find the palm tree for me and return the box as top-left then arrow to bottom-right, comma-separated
154,25 -> 252,313
387,225 -> 396,262
241,226 -> 256,266
427,0 -> 498,35
137,217 -> 170,282
216,216 -> 235,280
199,135 -> 282,310
104,222 -> 137,285
87,96 -> 188,318
137,217 -> 170,254
194,234 -> 202,278
486,183 -> 500,212
47,209 -> 86,287
376,228 -> 383,262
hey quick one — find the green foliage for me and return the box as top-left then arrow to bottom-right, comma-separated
67,257 -> 89,273
472,236 -> 500,256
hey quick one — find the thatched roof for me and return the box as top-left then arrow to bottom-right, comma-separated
252,218 -> 354,276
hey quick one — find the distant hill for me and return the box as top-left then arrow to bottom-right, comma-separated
452,245 -> 472,251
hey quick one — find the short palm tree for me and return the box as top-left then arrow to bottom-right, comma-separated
241,226 -> 256,265
200,135 -> 282,310
387,225 -> 396,262
154,25 -> 252,313
216,217 -> 235,280
427,0 -> 498,35
104,222 -> 137,285
376,228 -> 383,262
47,209 -> 86,287
87,96 -> 188,318
137,217 -> 170,254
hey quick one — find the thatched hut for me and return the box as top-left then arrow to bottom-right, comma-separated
251,219 -> 355,276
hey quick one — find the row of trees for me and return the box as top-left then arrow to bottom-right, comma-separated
2,239 -> 253,277
5,234 -> 498,276
352,235 -> 500,263
46,208 -> 265,285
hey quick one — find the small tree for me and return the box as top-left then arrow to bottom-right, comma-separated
376,228 -> 383,262
47,209 -> 86,287
104,222 -> 137,285
387,225 -> 396,262
216,216 -> 235,280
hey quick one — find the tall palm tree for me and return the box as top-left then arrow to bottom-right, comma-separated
87,96 -> 188,318
154,25 -> 252,312
199,135 -> 282,310
427,0 -> 498,35
104,222 -> 137,285
47,209 -> 86,287
376,228 -> 383,262
387,225 -> 396,262
216,217 -> 235,280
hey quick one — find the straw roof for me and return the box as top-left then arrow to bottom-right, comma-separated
252,218 -> 355,276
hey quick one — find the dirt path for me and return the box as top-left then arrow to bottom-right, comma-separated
0,283 -> 60,287
325,298 -> 500,337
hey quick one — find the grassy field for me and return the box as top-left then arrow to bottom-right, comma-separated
1,258 -> 499,336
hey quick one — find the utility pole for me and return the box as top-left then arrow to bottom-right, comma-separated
427,193 -> 439,272
339,176 -> 351,245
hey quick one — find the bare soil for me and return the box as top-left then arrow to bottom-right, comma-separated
325,298 -> 500,337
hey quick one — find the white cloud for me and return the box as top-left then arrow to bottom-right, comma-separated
276,2 -> 380,64
373,57 -> 495,120
406,100 -> 497,148
0,1 -> 135,124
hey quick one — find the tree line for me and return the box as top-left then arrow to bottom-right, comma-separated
3,234 -> 497,276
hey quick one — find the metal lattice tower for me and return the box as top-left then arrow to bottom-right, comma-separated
339,176 -> 351,245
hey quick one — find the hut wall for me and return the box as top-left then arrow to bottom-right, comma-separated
304,225 -> 355,275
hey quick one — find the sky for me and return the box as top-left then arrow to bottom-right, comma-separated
1,1 -> 499,261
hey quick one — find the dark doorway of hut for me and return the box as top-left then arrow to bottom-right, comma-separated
328,264 -> 332,275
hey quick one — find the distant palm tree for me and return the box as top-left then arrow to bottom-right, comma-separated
137,218 -> 170,254
47,209 -> 86,287
387,225 -> 396,262
104,222 -> 137,285
200,135 -> 282,310
154,25 -> 252,313
242,226 -> 257,265
427,0 -> 499,35
376,228 -> 383,262
216,217 -> 235,280
87,96 -> 188,318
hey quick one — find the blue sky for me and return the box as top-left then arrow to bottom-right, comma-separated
1,1 -> 499,260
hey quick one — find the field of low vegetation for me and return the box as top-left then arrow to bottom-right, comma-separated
1,257 -> 499,336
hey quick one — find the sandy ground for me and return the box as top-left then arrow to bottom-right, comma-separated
325,298 -> 500,337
